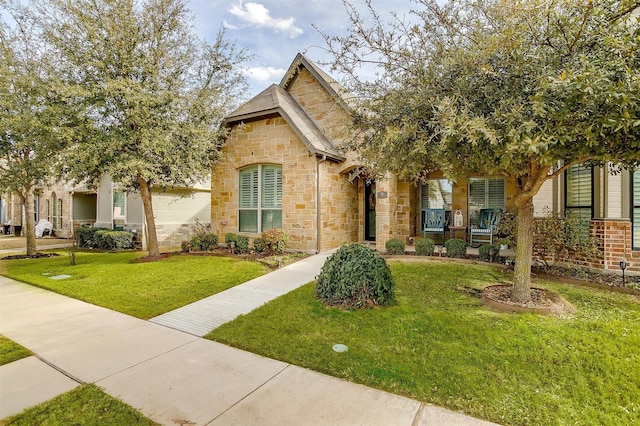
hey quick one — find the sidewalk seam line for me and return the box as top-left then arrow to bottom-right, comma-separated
411,402 -> 427,426
92,337 -> 199,383
35,354 -> 85,385
204,363 -> 292,425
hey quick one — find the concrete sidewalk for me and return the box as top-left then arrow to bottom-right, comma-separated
150,251 -> 333,336
0,261 -> 498,425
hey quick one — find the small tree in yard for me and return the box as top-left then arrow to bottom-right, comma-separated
0,3 -> 77,256
322,0 -> 640,303
35,0 -> 250,257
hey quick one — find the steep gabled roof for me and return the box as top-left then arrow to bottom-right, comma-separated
280,53 -> 357,109
223,84 -> 344,161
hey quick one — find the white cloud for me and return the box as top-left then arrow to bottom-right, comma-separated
244,66 -> 286,83
222,20 -> 241,30
229,1 -> 304,38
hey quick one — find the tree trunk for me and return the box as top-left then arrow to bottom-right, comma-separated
22,187 -> 37,257
511,197 -> 535,303
137,175 -> 160,257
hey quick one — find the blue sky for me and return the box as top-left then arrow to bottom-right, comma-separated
188,0 -> 414,97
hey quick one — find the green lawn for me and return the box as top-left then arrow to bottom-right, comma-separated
1,251 -> 267,319
0,384 -> 158,425
0,335 -> 31,366
206,261 -> 640,426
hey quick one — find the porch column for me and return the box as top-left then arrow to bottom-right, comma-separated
375,173 -> 398,252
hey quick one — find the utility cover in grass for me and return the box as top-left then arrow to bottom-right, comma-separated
49,274 -> 71,280
332,344 -> 348,353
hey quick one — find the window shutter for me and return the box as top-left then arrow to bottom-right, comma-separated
420,183 -> 429,210
487,178 -> 505,209
262,166 -> 282,208
239,167 -> 258,209
468,178 -> 486,209
566,165 -> 592,207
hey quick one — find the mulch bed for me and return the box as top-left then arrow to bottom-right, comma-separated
533,266 -> 640,291
2,252 -> 60,260
482,284 -> 576,316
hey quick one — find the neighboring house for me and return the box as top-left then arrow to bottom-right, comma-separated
212,53 -> 639,272
533,164 -> 640,272
1,176 -> 211,247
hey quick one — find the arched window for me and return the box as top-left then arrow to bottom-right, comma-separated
51,193 -> 57,228
238,165 -> 282,233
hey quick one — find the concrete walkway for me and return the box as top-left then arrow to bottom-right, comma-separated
0,255 -> 498,425
150,252 -> 332,336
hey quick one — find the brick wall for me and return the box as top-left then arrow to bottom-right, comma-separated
592,219 -> 640,273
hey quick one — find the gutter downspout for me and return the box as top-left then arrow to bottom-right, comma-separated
316,155 -> 327,253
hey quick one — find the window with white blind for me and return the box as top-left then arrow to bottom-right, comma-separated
239,165 -> 282,233
420,179 -> 452,229
34,195 -> 39,223
633,167 -> 640,250
565,164 -> 593,223
113,190 -> 126,218
51,192 -> 59,229
468,177 -> 505,225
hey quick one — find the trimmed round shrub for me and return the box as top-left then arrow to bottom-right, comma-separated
415,238 -> 435,256
478,244 -> 499,262
262,229 -> 289,253
93,230 -> 133,250
385,238 -> 405,255
445,238 -> 467,258
190,233 -> 218,251
253,238 -> 265,253
77,227 -> 108,248
315,243 -> 395,309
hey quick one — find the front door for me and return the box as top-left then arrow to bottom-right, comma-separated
365,180 -> 376,241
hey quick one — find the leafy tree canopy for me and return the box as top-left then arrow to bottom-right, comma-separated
33,0 -> 250,256
322,0 -> 640,302
37,0 -> 249,190
325,0 -> 640,187
0,1 -> 77,254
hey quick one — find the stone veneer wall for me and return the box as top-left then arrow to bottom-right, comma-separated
36,187 -> 73,238
371,174 -> 416,251
213,117 -> 324,253
155,223 -> 209,248
318,160 -> 359,251
286,68 -> 351,143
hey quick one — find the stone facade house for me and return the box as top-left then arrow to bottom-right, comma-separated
212,53 -> 640,273
210,54 -> 520,253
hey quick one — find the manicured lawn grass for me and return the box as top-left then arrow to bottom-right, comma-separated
0,335 -> 31,366
0,384 -> 158,425
206,261 -> 640,426
1,251 -> 267,319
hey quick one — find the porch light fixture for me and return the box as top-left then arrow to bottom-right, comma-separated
620,260 -> 627,288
